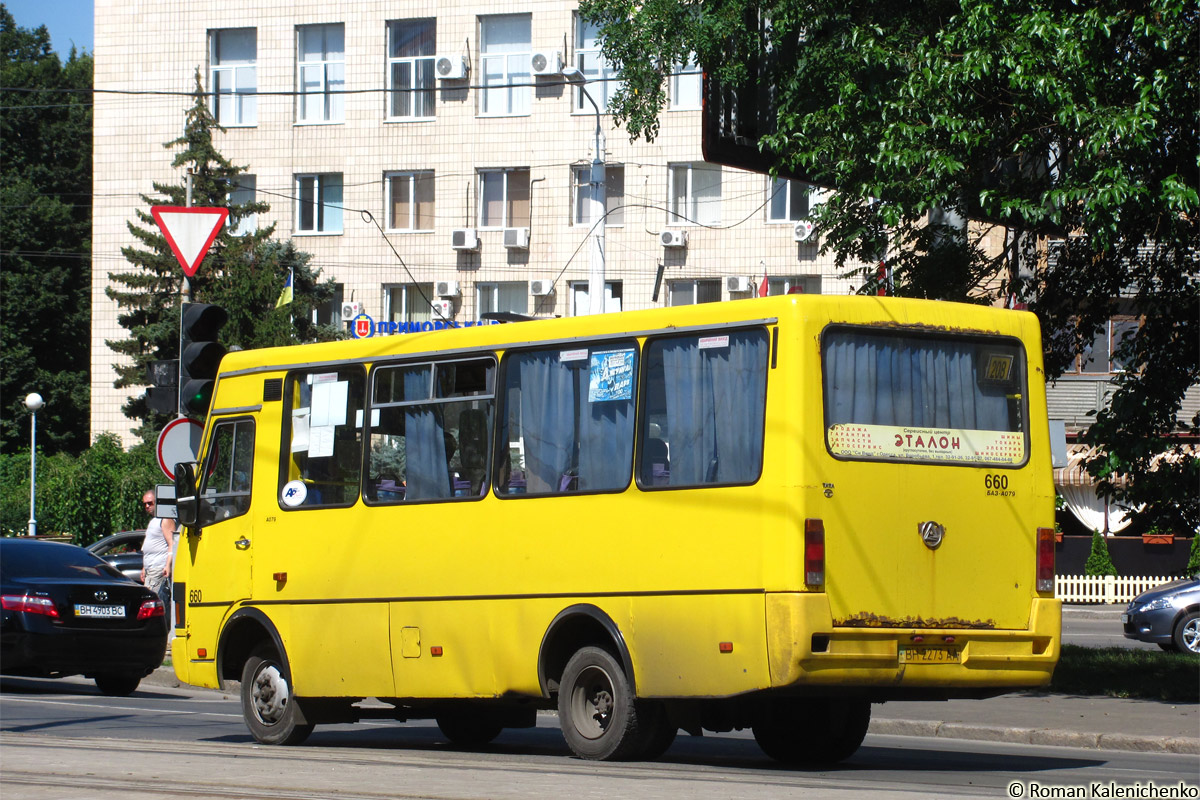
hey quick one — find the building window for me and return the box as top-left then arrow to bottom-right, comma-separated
669,163 -> 722,225
296,174 -> 343,234
312,283 -> 344,327
668,58 -> 702,110
386,171 -> 435,231
569,280 -> 623,316
1077,318 -> 1139,374
767,178 -> 810,222
481,15 -> 531,116
479,168 -> 530,229
210,28 -> 256,126
667,279 -> 721,306
574,18 -> 622,112
763,275 -> 821,296
228,175 -> 257,236
386,284 -> 434,324
477,282 -> 529,317
572,165 -> 624,226
387,19 -> 435,119
297,24 -> 345,123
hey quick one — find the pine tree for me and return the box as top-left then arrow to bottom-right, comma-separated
1084,529 -> 1118,578
106,71 -> 340,443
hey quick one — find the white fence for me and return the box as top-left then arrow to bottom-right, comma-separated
1055,574 -> 1176,604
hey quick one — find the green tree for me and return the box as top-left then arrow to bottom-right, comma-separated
1084,529 -> 1118,577
0,5 -> 92,455
581,0 -> 1199,530
107,72 -> 341,442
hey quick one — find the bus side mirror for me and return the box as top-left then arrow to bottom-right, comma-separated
174,462 -> 201,527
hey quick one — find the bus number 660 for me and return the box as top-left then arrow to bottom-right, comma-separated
984,474 -> 1008,491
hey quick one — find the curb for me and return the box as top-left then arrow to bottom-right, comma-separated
147,668 -> 1195,756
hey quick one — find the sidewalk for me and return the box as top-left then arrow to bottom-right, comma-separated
144,666 -> 1199,756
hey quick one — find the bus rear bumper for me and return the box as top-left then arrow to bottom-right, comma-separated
766,594 -> 1061,694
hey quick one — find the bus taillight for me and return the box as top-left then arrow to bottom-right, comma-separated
805,519 -> 825,588
1036,528 -> 1055,593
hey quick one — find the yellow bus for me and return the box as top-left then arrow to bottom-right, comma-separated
171,294 -> 1059,764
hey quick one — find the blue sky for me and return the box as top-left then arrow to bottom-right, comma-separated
6,0 -> 94,54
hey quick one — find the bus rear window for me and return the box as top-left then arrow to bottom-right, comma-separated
822,329 -> 1027,466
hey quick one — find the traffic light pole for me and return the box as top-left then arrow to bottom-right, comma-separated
179,170 -> 194,402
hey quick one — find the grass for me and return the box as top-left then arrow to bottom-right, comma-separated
1048,644 -> 1199,703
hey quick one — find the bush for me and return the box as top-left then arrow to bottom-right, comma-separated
1186,534 -> 1200,577
1084,528 -> 1118,576
0,433 -> 162,544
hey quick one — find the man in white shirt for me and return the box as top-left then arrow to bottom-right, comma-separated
140,490 -> 176,603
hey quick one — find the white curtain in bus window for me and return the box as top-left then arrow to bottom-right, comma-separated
640,330 -> 769,487
367,359 -> 495,503
281,369 -> 365,507
822,331 -> 1026,465
497,343 -> 636,495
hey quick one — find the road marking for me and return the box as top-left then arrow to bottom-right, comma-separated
1,696 -> 242,719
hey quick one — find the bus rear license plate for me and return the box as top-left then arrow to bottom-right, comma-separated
899,646 -> 959,664
75,604 -> 126,618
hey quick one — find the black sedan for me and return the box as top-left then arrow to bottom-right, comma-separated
86,530 -> 146,583
0,538 -> 168,695
1122,577 -> 1200,654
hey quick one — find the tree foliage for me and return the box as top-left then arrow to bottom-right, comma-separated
582,0 -> 1199,529
107,73 -> 342,443
0,5 -> 92,455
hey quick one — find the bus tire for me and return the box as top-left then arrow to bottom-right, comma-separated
752,698 -> 870,765
436,715 -> 503,747
241,644 -> 313,746
634,702 -> 677,760
558,646 -> 647,761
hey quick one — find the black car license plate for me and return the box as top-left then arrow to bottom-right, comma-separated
75,604 -> 126,618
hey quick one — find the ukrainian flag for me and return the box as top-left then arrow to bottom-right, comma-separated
275,270 -> 293,308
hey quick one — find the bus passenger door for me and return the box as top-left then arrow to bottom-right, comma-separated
180,416 -> 256,680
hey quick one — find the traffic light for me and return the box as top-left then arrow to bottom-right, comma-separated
145,359 -> 179,415
179,302 -> 227,417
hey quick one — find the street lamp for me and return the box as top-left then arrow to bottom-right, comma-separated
25,392 -> 44,537
563,66 -> 607,315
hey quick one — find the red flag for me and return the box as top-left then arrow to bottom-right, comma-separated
758,268 -> 769,298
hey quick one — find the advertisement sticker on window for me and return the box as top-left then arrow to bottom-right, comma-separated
827,424 -> 1025,465
588,348 -> 635,402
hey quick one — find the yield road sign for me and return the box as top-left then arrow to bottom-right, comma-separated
151,206 -> 229,277
156,416 -> 204,480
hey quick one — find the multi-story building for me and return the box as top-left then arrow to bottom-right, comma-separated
91,0 -> 862,445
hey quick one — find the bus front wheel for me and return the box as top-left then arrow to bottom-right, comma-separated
241,644 -> 314,746
752,698 -> 870,765
558,646 -> 649,761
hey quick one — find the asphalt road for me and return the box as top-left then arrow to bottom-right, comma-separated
2,676 -> 1197,800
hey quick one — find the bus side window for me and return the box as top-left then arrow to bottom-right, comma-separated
639,329 -> 769,488
366,358 -> 495,504
279,368 -> 365,509
497,343 -> 637,496
203,418 -> 255,522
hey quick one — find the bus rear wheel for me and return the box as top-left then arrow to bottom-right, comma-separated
241,644 -> 313,746
436,715 -> 503,747
752,698 -> 870,765
558,646 -> 649,761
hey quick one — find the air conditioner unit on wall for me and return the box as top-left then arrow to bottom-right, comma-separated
434,54 -> 468,80
340,301 -> 363,321
435,280 -> 461,297
451,229 -> 479,251
503,227 -> 530,249
530,279 -> 555,296
431,299 -> 454,320
530,51 -> 563,76
726,276 -> 751,293
793,220 -> 816,242
660,229 -> 688,248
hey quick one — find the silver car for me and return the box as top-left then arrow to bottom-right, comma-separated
1122,577 -> 1200,653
